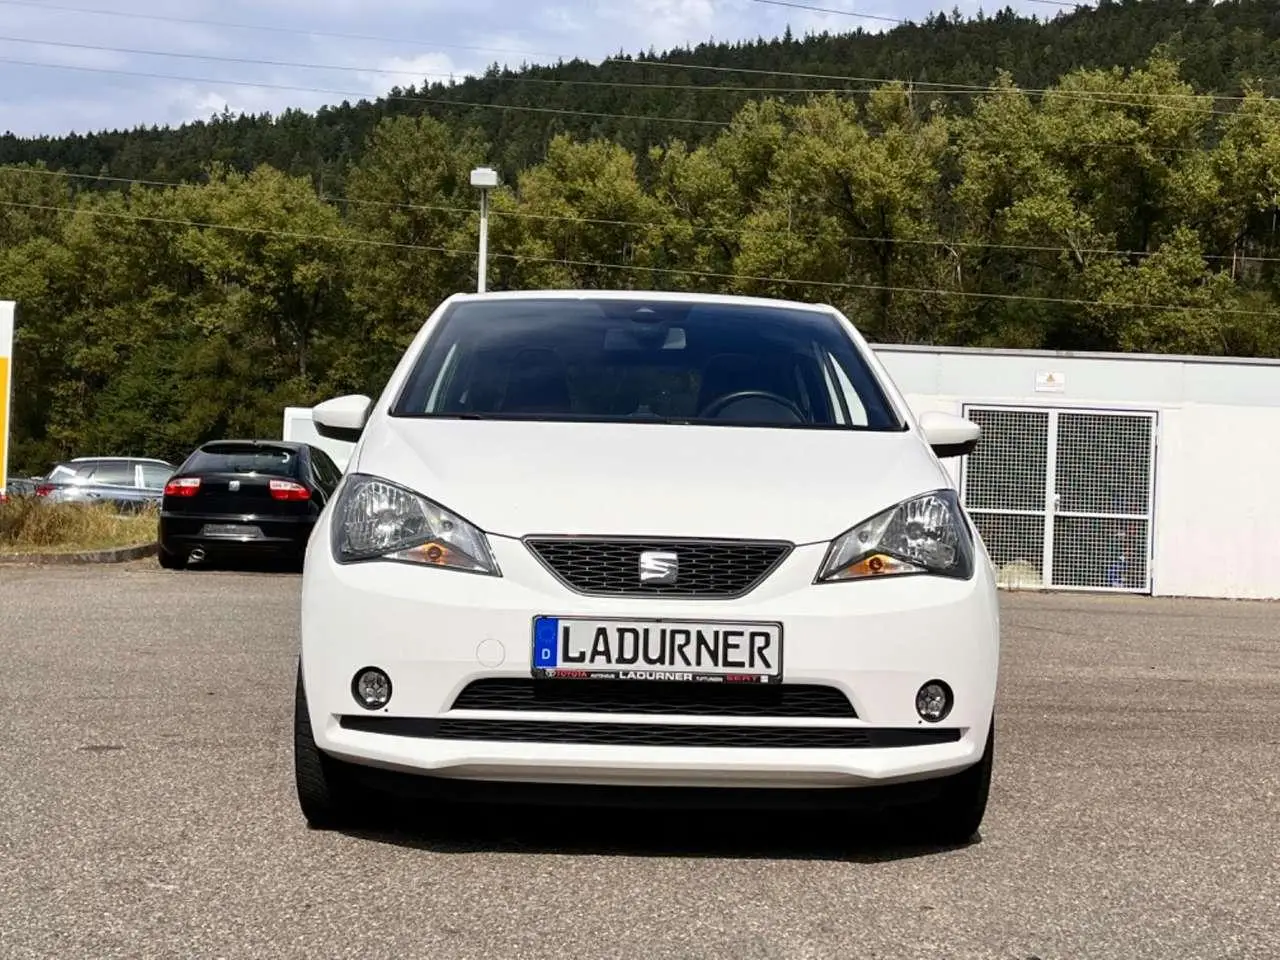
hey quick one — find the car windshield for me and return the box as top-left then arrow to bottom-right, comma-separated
186,445 -> 298,476
391,298 -> 903,430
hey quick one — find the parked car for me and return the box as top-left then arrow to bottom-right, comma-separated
36,457 -> 175,511
293,290 -> 999,844
157,440 -> 343,569
0,476 -> 38,502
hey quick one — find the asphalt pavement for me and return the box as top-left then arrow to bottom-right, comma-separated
1,561 -> 1277,960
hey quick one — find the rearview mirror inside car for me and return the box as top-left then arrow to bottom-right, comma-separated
918,411 -> 981,459
313,394 -> 372,444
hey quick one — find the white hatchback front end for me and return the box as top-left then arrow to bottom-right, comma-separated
295,291 -> 1000,843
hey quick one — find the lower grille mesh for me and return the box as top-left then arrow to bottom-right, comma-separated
339,716 -> 960,749
451,679 -> 857,718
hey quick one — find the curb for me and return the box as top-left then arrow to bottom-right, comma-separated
0,541 -> 158,566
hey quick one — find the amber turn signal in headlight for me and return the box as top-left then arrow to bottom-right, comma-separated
816,490 -> 975,583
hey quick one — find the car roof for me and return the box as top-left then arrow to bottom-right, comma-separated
442,289 -> 834,314
70,456 -> 172,464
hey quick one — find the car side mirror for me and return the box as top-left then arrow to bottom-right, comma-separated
918,411 -> 980,459
312,394 -> 372,444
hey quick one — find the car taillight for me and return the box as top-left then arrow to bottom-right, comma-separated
164,477 -> 201,497
269,479 -> 311,501
34,484 -> 54,497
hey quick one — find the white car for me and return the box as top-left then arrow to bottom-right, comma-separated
295,290 -> 1000,844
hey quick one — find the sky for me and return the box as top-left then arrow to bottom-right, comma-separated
0,0 -> 1063,137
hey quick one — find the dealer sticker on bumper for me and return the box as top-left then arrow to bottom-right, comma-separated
532,616 -> 783,683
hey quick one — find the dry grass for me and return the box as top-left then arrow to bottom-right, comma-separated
0,499 -> 158,554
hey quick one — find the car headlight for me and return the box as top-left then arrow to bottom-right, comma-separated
816,489 -> 974,583
331,474 -> 500,575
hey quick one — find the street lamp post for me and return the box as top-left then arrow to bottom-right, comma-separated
470,166 -> 499,293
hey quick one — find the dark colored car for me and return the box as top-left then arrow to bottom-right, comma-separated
157,440 -> 343,569
1,476 -> 36,499
0,477 -> 38,502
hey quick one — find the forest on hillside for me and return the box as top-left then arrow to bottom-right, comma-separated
6,0 -> 1280,182
4,2 -> 1280,472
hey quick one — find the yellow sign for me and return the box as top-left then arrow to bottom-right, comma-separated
0,301 -> 13,495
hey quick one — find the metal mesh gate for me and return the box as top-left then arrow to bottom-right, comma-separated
961,405 -> 1157,593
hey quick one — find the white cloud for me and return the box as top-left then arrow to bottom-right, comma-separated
355,52 -> 468,92
598,0 -> 719,52
161,82 -> 290,125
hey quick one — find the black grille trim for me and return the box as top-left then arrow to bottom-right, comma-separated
524,536 -> 793,599
451,679 -> 857,718
338,716 -> 959,749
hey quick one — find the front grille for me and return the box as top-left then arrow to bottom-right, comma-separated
339,716 -> 960,749
524,537 -> 791,598
451,679 -> 857,718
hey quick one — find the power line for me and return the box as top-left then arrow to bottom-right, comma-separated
0,0 -> 901,60
0,164 -> 480,219
0,57 -> 729,127
615,57 -> 1051,90
504,255 -> 1266,318
0,42 -> 1259,120
625,56 -> 1273,106
0,198 -> 1272,317
0,0 -> 1267,106
6,165 -> 1274,265
0,199 -> 464,253
0,0 -> 572,62
0,34 -> 482,82
746,0 -> 905,25
0,36 -> 900,95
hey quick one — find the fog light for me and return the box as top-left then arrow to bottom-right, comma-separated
915,680 -> 952,723
352,668 -> 392,710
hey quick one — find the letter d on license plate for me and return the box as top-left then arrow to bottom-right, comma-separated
532,617 -> 783,683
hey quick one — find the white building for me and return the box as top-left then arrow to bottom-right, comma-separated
283,344 -> 1280,602
877,344 -> 1280,601
282,406 -> 354,472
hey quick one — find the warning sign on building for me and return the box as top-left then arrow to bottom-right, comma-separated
1035,370 -> 1065,393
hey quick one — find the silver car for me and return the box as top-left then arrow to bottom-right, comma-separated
38,457 -> 175,511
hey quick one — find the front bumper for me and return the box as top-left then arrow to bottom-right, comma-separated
300,514 -> 1000,791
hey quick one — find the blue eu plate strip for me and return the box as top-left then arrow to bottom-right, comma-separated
533,617 -> 559,668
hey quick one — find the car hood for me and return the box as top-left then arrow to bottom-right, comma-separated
353,418 -> 951,544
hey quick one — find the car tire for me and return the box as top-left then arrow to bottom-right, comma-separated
916,717 -> 994,847
294,664 -> 363,830
157,546 -> 186,570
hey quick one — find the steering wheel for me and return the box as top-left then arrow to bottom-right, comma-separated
698,390 -> 808,421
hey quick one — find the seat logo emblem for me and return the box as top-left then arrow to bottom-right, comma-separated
639,550 -> 678,584
229,480 -> 240,492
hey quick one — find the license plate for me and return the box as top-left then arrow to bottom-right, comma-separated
532,617 -> 782,683
199,523 -> 261,539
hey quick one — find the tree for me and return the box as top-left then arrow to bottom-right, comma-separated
339,116 -> 488,394
497,135 -> 669,291
733,88 -> 952,342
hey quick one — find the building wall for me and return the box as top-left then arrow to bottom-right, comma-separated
875,346 -> 1280,601
281,407 -> 353,471
1148,404 -> 1280,600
